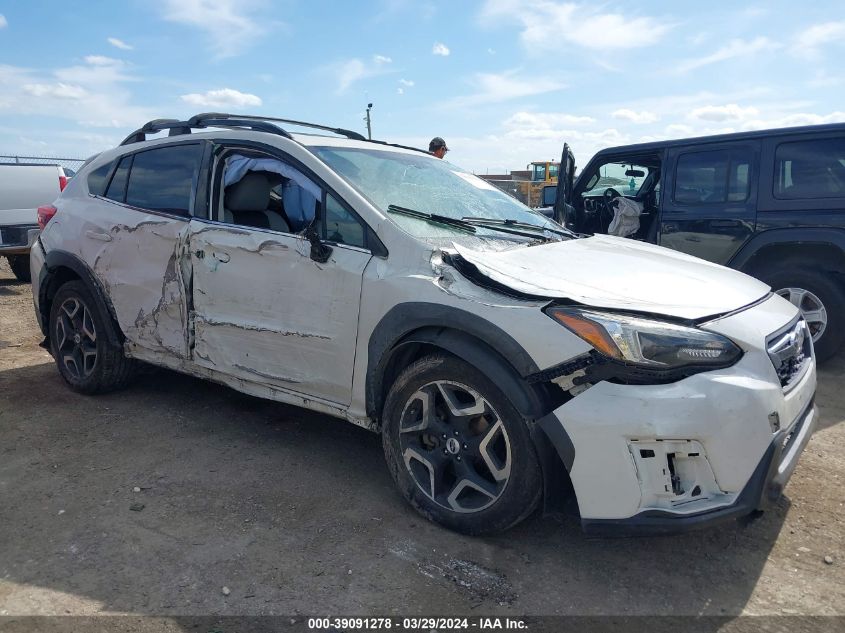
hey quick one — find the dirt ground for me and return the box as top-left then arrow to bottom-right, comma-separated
0,257 -> 843,621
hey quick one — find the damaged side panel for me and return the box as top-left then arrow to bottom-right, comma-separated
187,221 -> 372,406
56,195 -> 192,359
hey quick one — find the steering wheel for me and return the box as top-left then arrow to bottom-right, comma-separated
600,187 -> 622,231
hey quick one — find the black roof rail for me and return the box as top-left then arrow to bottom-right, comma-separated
119,112 -> 429,154
191,113 -> 368,141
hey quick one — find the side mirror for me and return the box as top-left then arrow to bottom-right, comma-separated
542,185 -> 557,206
304,223 -> 332,263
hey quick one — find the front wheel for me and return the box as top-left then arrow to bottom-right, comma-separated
382,354 -> 542,535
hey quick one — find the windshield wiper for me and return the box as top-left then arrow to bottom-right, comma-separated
387,204 -> 476,234
461,217 -> 574,238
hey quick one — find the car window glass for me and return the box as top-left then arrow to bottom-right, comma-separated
774,138 -> 845,199
125,144 -> 202,216
105,155 -> 131,203
87,161 -> 113,196
323,193 -> 365,248
674,150 -> 750,204
583,161 -> 651,196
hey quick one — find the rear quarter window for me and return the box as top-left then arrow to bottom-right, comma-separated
774,137 -> 845,200
87,161 -> 113,196
125,144 -> 203,216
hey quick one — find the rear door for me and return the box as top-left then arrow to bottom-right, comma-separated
78,142 -> 208,358
188,148 -> 373,406
660,141 -> 759,264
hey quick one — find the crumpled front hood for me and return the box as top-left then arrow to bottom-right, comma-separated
450,235 -> 771,320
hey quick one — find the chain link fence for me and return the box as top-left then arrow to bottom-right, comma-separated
0,155 -> 87,175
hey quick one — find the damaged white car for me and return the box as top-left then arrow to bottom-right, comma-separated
31,114 -> 817,535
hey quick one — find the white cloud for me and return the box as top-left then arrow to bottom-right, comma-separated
0,14 -> 7,28
611,109 -> 659,124
505,111 -> 596,129
676,37 -> 778,73
179,88 -> 262,109
397,87 -> 404,95
689,103 -> 759,122
446,70 -> 565,108
107,37 -> 133,50
23,83 -> 89,100
399,78 -> 414,87
84,55 -> 123,66
480,1 -> 672,53
160,0 -> 272,59
791,21 -> 845,59
432,42 -> 450,56
332,56 -> 394,94
0,57 -> 154,129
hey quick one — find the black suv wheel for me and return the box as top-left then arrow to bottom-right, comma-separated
761,264 -> 845,362
48,280 -> 135,393
382,354 -> 542,535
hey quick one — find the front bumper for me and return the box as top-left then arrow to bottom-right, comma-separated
536,294 -> 817,535
0,224 -> 39,255
579,400 -> 816,536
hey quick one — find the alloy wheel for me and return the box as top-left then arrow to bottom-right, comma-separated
54,297 -> 98,379
399,380 -> 512,513
775,287 -> 827,342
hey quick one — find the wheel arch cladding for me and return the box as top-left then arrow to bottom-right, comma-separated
731,228 -> 845,276
366,303 -> 543,421
42,250 -> 124,346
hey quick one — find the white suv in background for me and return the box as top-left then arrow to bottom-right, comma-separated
30,114 -> 817,535
0,162 -> 71,281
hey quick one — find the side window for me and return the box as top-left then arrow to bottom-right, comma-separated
674,149 -> 750,204
87,161 -> 113,196
774,138 -> 845,199
322,194 -> 366,248
125,144 -> 203,216
105,155 -> 131,203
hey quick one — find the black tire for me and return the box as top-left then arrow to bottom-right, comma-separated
7,255 -> 31,283
759,264 -> 845,363
48,280 -> 135,394
382,354 -> 542,535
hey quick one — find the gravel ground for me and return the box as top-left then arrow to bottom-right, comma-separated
0,257 -> 843,621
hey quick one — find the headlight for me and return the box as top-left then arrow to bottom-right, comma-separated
546,307 -> 742,369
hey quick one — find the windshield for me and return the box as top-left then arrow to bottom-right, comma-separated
313,146 -> 562,239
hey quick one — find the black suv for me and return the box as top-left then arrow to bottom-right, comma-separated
545,123 -> 845,361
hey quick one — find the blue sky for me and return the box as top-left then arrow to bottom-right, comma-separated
1,1 -> 844,173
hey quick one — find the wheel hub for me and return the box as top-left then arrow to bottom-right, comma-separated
54,296 -> 98,379
398,380 -> 512,514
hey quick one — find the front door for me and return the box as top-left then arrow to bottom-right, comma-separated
659,142 -> 759,265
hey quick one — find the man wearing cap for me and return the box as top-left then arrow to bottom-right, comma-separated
429,137 -> 448,159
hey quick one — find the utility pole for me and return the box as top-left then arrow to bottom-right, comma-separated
364,103 -> 373,140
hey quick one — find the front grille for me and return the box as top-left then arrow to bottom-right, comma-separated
767,318 -> 812,389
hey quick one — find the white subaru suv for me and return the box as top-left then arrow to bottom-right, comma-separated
31,114 -> 817,535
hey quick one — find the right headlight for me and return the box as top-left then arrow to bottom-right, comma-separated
545,307 -> 742,369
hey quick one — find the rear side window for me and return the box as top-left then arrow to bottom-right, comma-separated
674,150 -> 751,204
125,144 -> 203,216
774,138 -> 845,199
87,161 -> 113,196
105,155 -> 131,202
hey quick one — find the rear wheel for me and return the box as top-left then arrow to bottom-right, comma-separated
6,255 -> 31,283
760,265 -> 845,362
48,280 -> 135,393
382,354 -> 542,535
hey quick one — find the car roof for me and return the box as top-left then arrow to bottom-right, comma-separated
594,121 -> 845,157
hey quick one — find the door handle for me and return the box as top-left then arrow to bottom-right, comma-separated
662,222 -> 678,234
212,251 -> 230,264
85,230 -> 112,242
